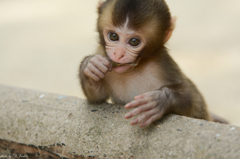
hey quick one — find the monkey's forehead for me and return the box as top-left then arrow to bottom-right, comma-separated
99,0 -> 171,31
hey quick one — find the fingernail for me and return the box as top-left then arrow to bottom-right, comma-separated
131,120 -> 138,125
134,95 -> 142,99
125,104 -> 130,108
125,114 -> 130,118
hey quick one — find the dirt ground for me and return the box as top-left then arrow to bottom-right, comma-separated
0,0 -> 240,126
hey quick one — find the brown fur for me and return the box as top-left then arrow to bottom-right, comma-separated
78,0 -> 226,122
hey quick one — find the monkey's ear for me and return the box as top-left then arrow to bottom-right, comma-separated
164,16 -> 177,43
97,0 -> 106,14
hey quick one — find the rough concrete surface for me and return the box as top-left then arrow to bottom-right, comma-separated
0,85 -> 240,159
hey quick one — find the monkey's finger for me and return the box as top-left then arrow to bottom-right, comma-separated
96,55 -> 110,65
134,92 -> 150,100
131,108 -> 158,126
88,63 -> 105,79
95,55 -> 112,70
84,67 -> 100,81
125,98 -> 150,109
139,114 -> 162,128
91,59 -> 109,74
134,95 -> 144,100
125,102 -> 155,119
97,63 -> 109,74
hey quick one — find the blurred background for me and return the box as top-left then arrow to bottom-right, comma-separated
0,0 -> 240,126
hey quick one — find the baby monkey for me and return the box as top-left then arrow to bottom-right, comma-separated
79,0 -> 225,127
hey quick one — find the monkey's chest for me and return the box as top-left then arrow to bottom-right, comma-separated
107,73 -> 163,104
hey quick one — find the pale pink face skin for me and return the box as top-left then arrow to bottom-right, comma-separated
103,19 -> 146,73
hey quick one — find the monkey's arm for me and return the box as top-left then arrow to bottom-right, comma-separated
79,55 -> 110,104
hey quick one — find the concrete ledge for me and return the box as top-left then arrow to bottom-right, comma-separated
0,85 -> 239,159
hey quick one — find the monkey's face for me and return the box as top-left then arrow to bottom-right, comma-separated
103,22 -> 146,73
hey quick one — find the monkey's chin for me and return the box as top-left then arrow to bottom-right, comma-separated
112,65 -> 132,73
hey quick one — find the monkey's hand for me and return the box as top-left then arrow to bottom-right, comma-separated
84,55 -> 112,81
125,89 -> 174,128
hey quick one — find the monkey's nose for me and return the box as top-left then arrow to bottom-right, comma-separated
114,52 -> 125,60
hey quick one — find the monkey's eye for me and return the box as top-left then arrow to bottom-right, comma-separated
129,38 -> 140,46
108,32 -> 119,41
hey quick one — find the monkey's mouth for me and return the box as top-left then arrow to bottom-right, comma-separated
110,61 -> 138,68
109,58 -> 141,68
